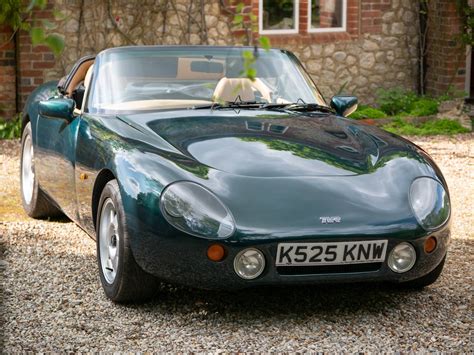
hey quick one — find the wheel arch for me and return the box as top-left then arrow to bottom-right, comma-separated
21,113 -> 30,135
92,169 -> 116,230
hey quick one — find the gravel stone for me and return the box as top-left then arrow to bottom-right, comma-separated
0,135 -> 472,352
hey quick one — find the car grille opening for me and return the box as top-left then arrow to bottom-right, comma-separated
276,262 -> 382,275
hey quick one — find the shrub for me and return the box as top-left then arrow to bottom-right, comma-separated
349,105 -> 387,120
376,88 -> 441,117
0,115 -> 22,139
377,88 -> 418,116
383,118 -> 470,136
409,97 -> 439,116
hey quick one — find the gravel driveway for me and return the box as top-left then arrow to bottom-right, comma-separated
1,135 -> 472,352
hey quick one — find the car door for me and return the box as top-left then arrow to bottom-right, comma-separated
35,57 -> 94,221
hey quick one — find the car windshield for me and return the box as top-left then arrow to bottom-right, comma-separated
86,46 -> 327,114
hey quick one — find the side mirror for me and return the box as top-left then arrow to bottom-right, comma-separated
330,95 -> 358,117
38,98 -> 75,122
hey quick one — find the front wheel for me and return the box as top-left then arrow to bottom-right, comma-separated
97,180 -> 159,303
20,122 -> 63,218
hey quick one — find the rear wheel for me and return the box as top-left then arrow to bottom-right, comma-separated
20,122 -> 63,218
400,255 -> 446,289
97,180 -> 159,303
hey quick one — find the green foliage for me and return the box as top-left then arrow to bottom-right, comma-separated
383,118 -> 470,136
456,0 -> 474,46
233,2 -> 271,81
349,105 -> 387,120
408,97 -> 439,116
259,36 -> 271,50
241,50 -> 257,81
376,88 -> 440,117
0,115 -> 21,139
0,0 -> 28,32
437,85 -> 467,102
0,0 -> 65,57
43,33 -> 64,56
377,88 -> 418,116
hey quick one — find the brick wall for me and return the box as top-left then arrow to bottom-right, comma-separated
0,0 -> 467,119
252,0 -> 361,46
360,0 -> 391,34
17,33 -> 56,107
0,26 -> 17,119
0,5 -> 56,120
425,0 -> 467,96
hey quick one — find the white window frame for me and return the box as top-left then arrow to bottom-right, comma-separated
259,0 -> 299,35
307,0 -> 347,33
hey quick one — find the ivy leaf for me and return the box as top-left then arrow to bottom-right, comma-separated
20,22 -> 31,31
242,50 -> 254,60
42,19 -> 57,30
233,14 -> 243,25
36,0 -> 47,9
30,27 -> 45,44
236,3 -> 245,12
259,36 -> 271,50
44,33 -> 65,56
245,68 -> 256,80
53,9 -> 67,20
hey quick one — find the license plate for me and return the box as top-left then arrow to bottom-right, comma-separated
275,240 -> 388,266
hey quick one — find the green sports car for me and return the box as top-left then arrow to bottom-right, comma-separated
20,46 -> 450,302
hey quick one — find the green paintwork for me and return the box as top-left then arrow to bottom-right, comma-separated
38,98 -> 75,122
330,95 -> 358,117
22,46 -> 451,290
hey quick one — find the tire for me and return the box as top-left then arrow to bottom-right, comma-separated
400,255 -> 446,289
20,122 -> 63,218
96,180 -> 159,303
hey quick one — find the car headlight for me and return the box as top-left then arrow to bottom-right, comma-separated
409,177 -> 450,230
234,248 -> 266,279
160,181 -> 235,239
388,242 -> 416,273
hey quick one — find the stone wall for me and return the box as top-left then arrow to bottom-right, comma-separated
288,0 -> 419,103
47,0 -> 237,80
53,0 -> 420,105
1,0 -> 423,117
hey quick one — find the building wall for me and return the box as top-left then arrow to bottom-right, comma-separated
0,0 -> 425,119
259,0 -> 419,102
0,26 -> 17,119
425,0 -> 467,97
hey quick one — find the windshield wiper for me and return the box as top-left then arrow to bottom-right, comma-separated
191,101 -> 263,110
192,101 -> 335,114
280,103 -> 335,114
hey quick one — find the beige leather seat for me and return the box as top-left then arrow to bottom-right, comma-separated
74,64 -> 94,114
77,64 -> 94,112
66,60 -> 94,96
213,78 -> 255,102
84,64 -> 94,88
212,77 -> 273,103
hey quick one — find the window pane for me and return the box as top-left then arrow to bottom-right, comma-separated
87,47 -> 327,114
311,0 -> 344,29
262,0 -> 295,30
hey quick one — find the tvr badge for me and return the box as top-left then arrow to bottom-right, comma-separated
320,216 -> 342,224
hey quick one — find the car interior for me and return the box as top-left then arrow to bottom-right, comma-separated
60,58 -> 95,114
63,55 -> 291,113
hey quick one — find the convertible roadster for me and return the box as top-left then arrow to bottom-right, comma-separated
20,46 -> 450,302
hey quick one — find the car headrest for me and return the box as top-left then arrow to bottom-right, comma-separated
84,64 -> 94,89
212,77 -> 256,103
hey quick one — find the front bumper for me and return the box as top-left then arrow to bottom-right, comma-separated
130,223 -> 450,290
